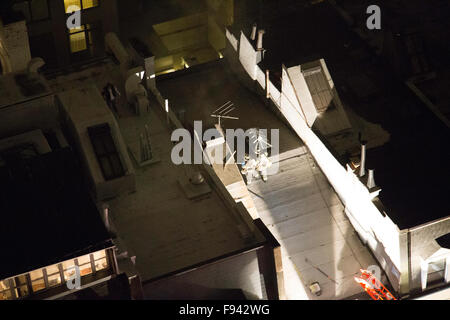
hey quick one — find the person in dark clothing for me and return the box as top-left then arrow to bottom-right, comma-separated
102,82 -> 121,113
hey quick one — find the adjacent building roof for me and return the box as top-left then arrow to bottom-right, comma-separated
436,233 -> 450,250
0,73 -> 51,110
109,103 -> 267,283
231,1 -> 450,230
0,146 -> 113,280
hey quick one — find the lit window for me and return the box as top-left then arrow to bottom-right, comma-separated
93,250 -> 106,260
47,274 -> 61,287
93,250 -> 108,271
64,0 -> 99,13
45,264 -> 62,288
0,275 -> 30,299
95,258 -> 108,271
0,279 -> 10,291
16,283 -> 30,297
64,0 -> 81,13
14,275 -> 27,286
69,30 -> 87,53
0,279 -> 14,300
69,24 -> 85,33
78,255 -> 90,265
13,275 -> 29,298
0,289 -> 13,300
62,259 -> 77,280
78,255 -> 93,276
0,251 -> 110,299
69,24 -> 94,53
29,270 -> 45,292
82,0 -> 99,10
29,269 -> 43,281
45,264 -> 59,275
31,278 -> 45,292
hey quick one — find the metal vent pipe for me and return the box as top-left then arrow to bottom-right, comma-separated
257,30 -> 265,50
367,169 -> 376,189
251,23 -> 257,40
359,142 -> 366,177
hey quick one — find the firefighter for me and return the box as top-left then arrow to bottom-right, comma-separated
241,154 -> 257,184
256,152 -> 272,182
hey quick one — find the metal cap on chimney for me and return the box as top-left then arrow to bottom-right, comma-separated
367,169 -> 376,189
359,141 -> 366,177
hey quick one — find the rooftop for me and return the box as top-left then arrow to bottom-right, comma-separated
108,104 -> 267,283
0,73 -> 51,110
0,146 -> 113,280
231,1 -> 450,229
155,60 -> 382,299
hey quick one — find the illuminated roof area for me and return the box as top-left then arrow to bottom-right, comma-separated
155,60 -> 381,299
231,1 -> 450,229
108,106 -> 266,282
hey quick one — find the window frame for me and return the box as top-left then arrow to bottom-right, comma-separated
0,249 -> 112,300
88,124 -> 125,181
64,0 -> 100,14
68,23 -> 94,54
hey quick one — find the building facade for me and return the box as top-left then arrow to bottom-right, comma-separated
11,0 -> 119,70
0,248 -> 116,300
224,25 -> 450,298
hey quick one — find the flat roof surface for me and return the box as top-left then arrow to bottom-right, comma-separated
417,73 -> 450,124
232,1 -> 450,229
155,60 -> 381,299
109,106 -> 266,282
157,61 -> 302,157
0,73 -> 52,109
0,147 -> 112,280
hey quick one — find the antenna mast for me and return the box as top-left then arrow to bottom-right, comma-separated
211,101 -> 239,128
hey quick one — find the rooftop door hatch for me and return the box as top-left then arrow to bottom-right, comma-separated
88,124 -> 125,181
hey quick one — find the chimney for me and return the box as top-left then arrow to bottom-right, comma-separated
257,29 -> 265,50
367,169 -> 376,189
102,203 -> 111,232
251,23 -> 257,40
359,142 -> 366,177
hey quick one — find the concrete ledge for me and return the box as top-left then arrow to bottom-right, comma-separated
57,86 -> 136,201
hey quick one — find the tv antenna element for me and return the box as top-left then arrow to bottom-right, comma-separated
211,101 -> 238,127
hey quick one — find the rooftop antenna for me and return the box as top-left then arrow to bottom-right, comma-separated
211,101 -> 239,128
